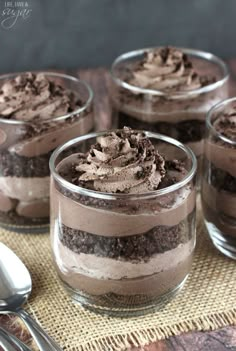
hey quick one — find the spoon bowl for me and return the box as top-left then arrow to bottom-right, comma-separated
0,242 -> 63,351
0,243 -> 31,311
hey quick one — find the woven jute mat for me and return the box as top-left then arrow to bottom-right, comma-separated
0,207 -> 235,351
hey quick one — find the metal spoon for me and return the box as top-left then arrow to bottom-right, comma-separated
0,243 -> 63,351
0,329 -> 17,351
0,327 -> 32,351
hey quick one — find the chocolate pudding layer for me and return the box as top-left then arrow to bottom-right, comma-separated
0,72 -> 93,229
51,128 -> 196,311
111,47 -> 228,159
202,113 -> 236,242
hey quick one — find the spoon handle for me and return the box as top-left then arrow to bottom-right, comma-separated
17,308 -> 63,351
0,327 -> 32,351
0,329 -> 22,351
0,334 -> 16,351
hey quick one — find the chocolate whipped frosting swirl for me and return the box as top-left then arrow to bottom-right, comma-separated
0,72 -> 79,121
214,113 -> 236,141
128,47 -> 210,92
76,127 -> 166,193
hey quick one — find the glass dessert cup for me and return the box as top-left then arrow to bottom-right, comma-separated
0,72 -> 94,233
110,47 -> 229,179
50,130 -> 197,317
201,98 -> 236,259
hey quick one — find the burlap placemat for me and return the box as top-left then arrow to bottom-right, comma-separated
0,208 -> 235,351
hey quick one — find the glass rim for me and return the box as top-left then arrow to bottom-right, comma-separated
206,97 -> 236,146
0,71 -> 94,125
110,47 -> 229,98
49,130 -> 197,201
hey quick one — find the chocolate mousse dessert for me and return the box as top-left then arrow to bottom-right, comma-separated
50,127 -> 197,315
202,102 -> 236,259
0,72 -> 93,232
110,47 -> 228,162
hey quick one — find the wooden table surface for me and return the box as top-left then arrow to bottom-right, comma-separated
0,63 -> 236,351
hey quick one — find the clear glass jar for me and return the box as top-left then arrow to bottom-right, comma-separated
0,72 -> 94,233
201,97 -> 236,259
110,47 -> 229,173
50,130 -> 197,316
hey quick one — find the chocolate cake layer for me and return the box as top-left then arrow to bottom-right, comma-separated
0,209 -> 49,225
207,162 -> 236,192
59,211 -> 194,261
0,150 -> 52,177
117,110 -> 205,143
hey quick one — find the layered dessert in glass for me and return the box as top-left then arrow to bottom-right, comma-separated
50,127 -> 197,316
0,72 -> 93,232
202,98 -> 236,259
110,47 -> 229,167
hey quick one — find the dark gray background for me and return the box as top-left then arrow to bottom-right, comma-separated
0,0 -> 235,73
